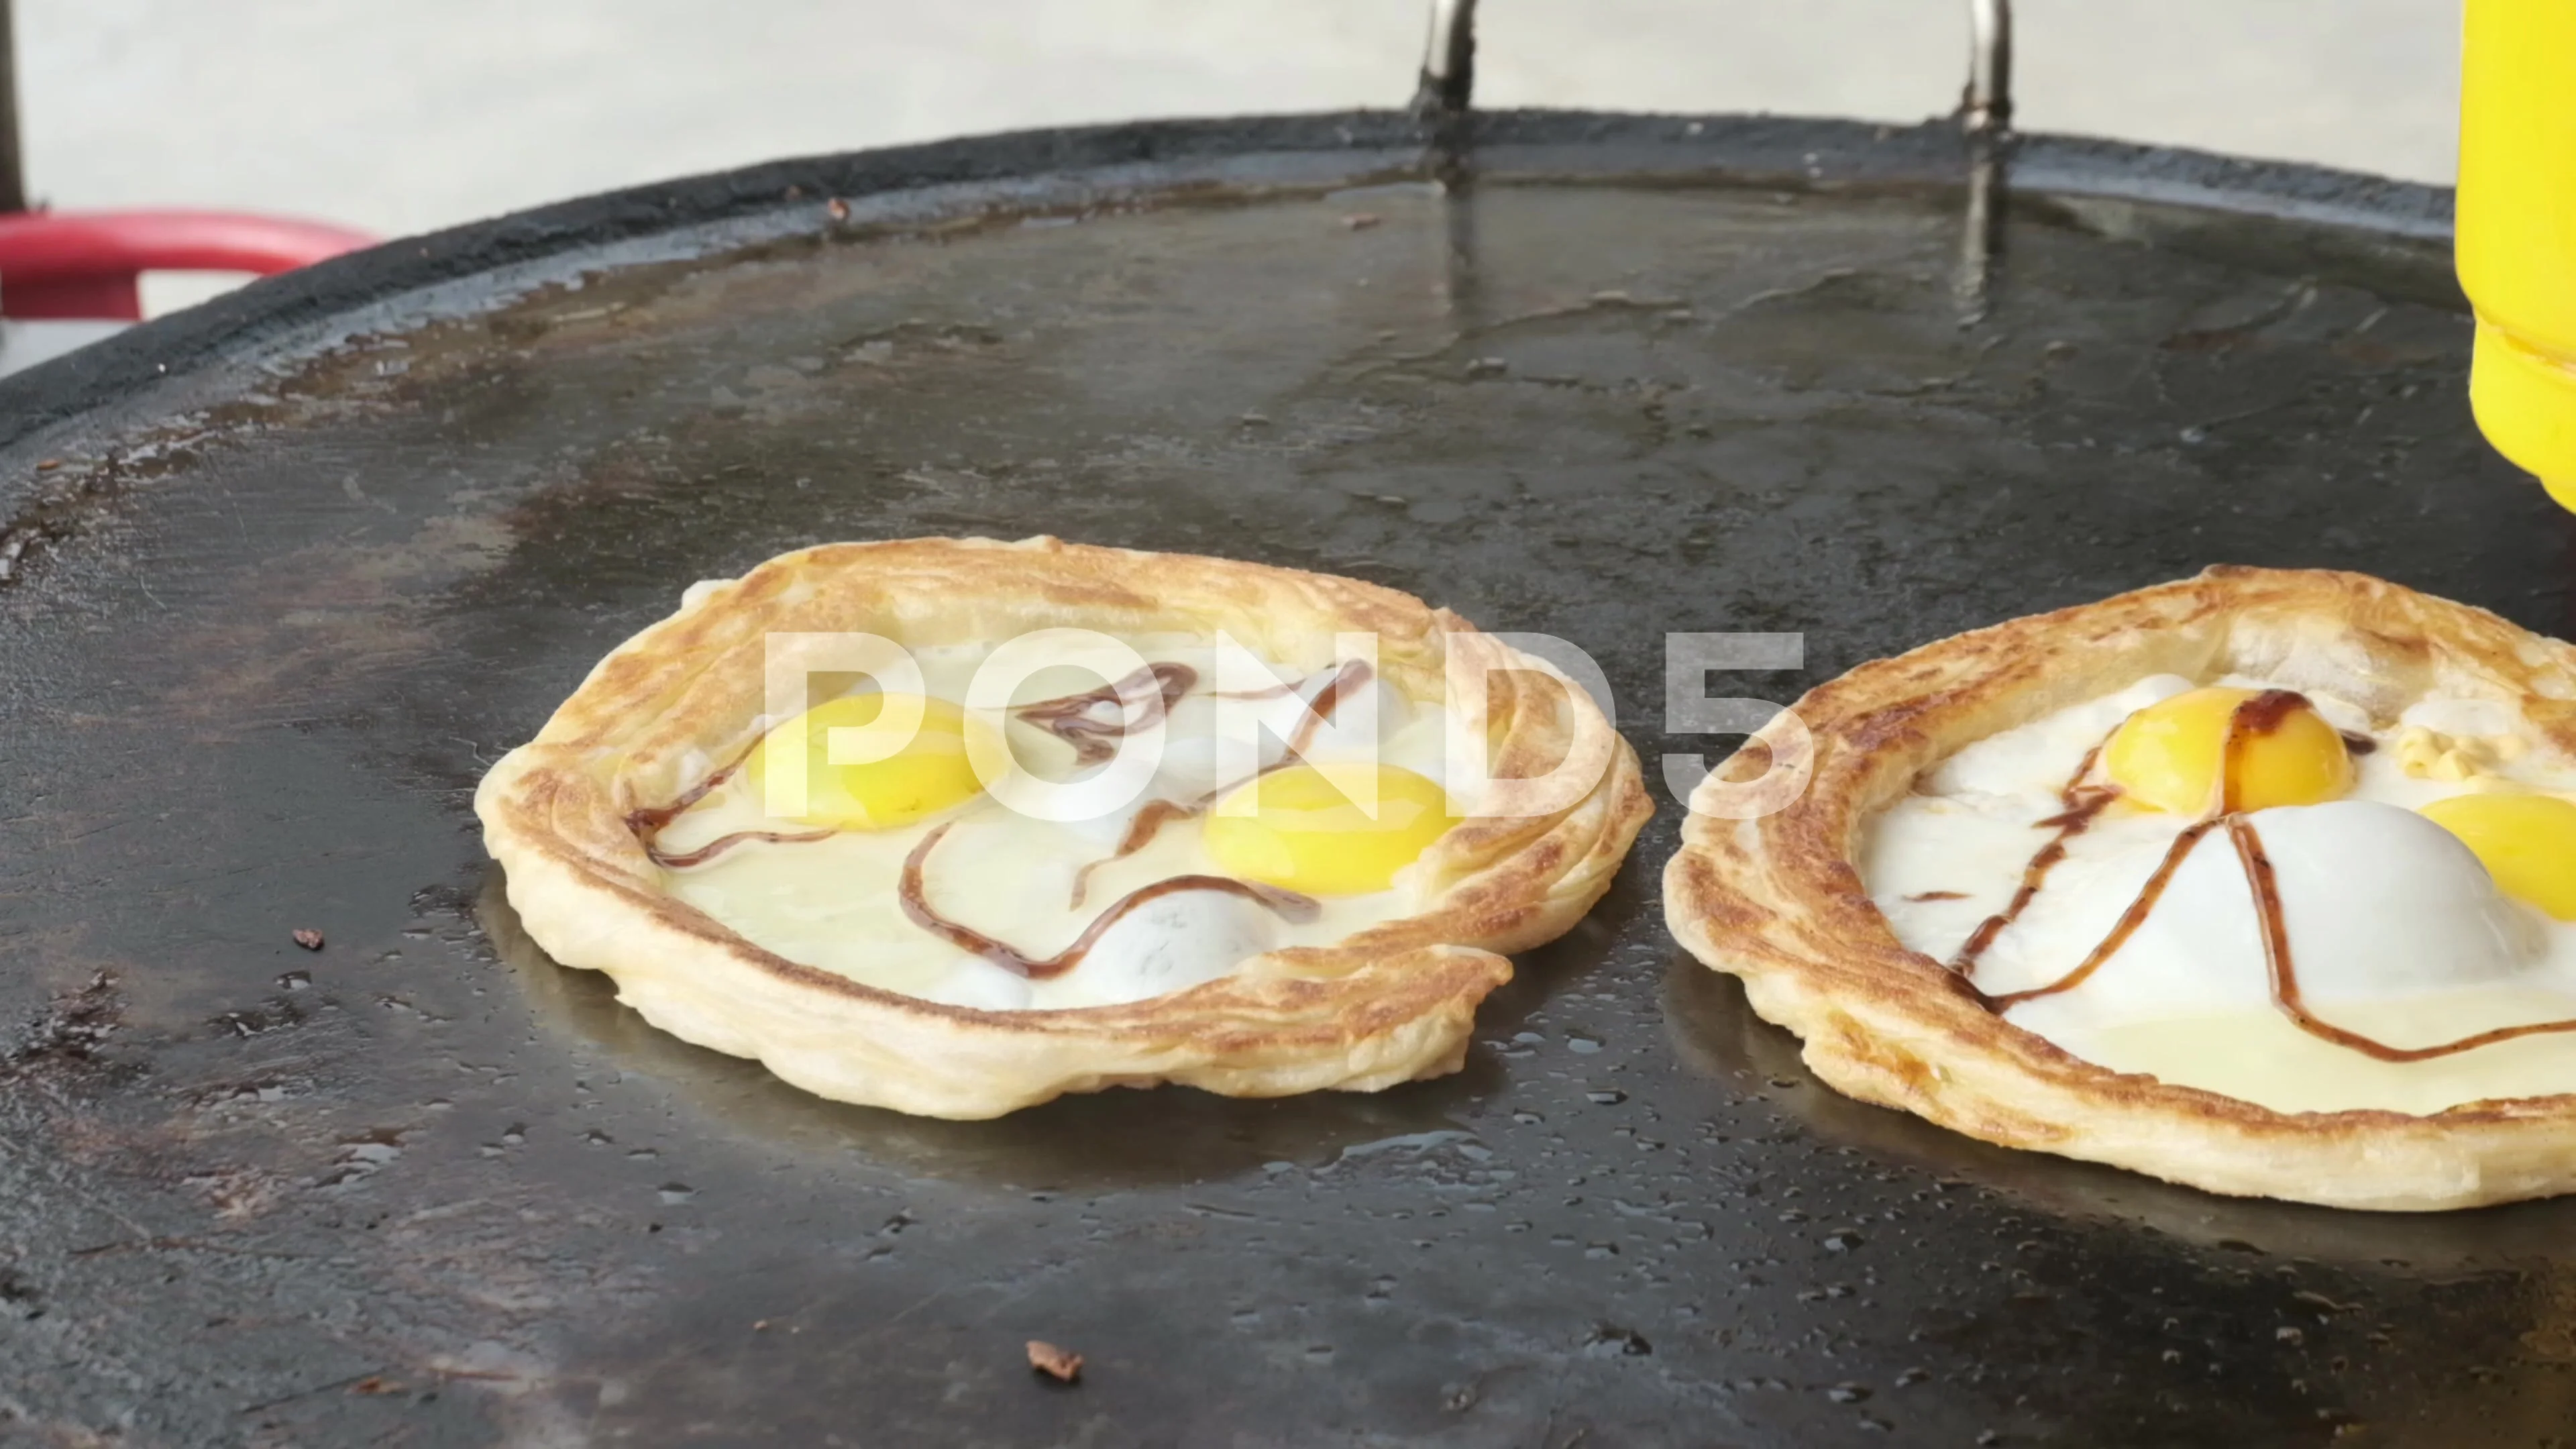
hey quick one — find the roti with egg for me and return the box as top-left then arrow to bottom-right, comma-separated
1665,566 -> 2576,1210
478,536 -> 1650,1119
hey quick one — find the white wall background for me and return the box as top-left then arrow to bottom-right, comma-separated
19,1 -> 2461,312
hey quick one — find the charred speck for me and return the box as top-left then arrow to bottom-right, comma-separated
213,1000 -> 306,1038
0,1265 -> 39,1318
4,971 -> 122,1075
1582,1323 -> 1652,1357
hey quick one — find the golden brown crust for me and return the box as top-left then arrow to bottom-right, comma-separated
478,536 -> 1650,1119
1662,566 -> 2576,1212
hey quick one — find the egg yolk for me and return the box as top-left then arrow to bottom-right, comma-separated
745,692 -> 983,830
2420,793 -> 2576,920
1203,762 -> 1452,897
2101,686 -> 2352,815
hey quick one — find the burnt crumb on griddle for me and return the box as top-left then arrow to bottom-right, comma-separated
1580,1322 -> 1653,1358
4,970 -> 122,1075
292,928 -> 325,951
212,998 -> 306,1038
0,1257 -> 40,1321
1026,1340 -> 1083,1384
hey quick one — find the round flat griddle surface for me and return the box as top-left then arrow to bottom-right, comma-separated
1,114 -> 2570,1446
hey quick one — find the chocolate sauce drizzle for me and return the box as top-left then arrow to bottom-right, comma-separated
624,742 -> 836,869
1285,660 -> 1375,757
1069,798 -> 1200,908
626,658 -> 1369,987
898,822 -> 1320,979
645,826 -> 839,869
1955,689 -> 2576,1064
627,659 -> 1212,872
2218,689 -> 2310,813
2228,813 -> 2576,1061
624,745 -> 749,837
1947,747 -> 2119,977
1014,662 -> 1199,767
1054,658 -> 1375,908
1208,679 -> 1296,700
1977,818 -> 2222,1011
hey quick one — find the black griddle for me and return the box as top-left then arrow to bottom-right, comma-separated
1,111 -> 2571,1447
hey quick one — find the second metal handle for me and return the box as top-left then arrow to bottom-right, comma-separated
1416,0 -> 2015,138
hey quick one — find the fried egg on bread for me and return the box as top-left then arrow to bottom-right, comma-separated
1871,675 -> 2576,1116
1666,567 -> 2576,1210
479,537 -> 1650,1120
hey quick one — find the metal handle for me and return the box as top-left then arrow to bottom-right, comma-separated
1413,0 -> 2015,138
1963,0 -> 2012,134
0,0 -> 25,214
1415,0 -> 1477,117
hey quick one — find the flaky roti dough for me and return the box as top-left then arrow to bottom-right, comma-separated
480,536 -> 1650,1119
1664,566 -> 2576,1212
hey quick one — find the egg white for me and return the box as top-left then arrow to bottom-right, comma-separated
654,635 -> 1467,1012
1864,673 -> 2576,1114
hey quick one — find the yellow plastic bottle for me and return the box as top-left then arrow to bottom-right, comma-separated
2457,0 -> 2576,511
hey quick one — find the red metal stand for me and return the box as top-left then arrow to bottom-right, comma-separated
0,0 -> 371,336
0,210 -> 374,320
